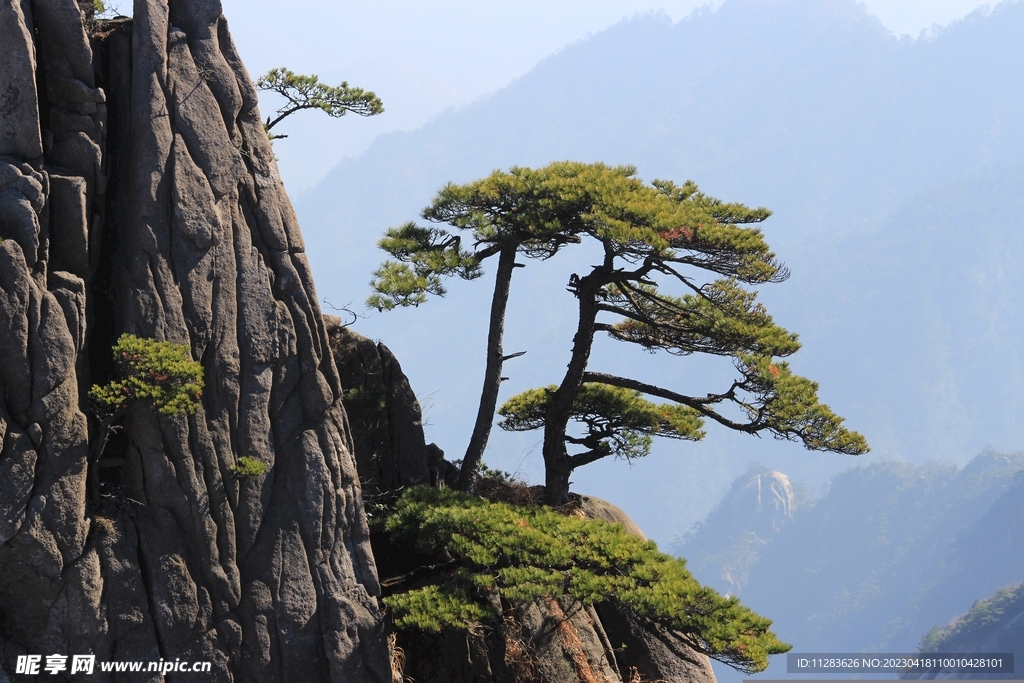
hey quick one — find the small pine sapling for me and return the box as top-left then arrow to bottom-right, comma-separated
87,334 -> 204,501
255,67 -> 383,140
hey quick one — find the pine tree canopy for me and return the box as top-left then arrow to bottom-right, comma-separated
599,279 -> 801,357
367,223 -> 481,310
498,384 -> 705,463
89,334 -> 204,416
381,486 -> 790,674
368,160 -> 867,501
370,163 -> 787,308
255,67 -> 383,138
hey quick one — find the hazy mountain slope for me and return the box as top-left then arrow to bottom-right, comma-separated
909,581 -> 1024,680
675,465 -> 811,596
684,452 -> 1024,683
890,468 -> 1024,653
720,451 -> 1024,654
301,0 -> 1024,248
773,156 -> 1024,462
293,0 -> 1024,541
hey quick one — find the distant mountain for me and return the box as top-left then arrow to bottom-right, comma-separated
773,156 -> 1024,463
293,0 -> 1024,540
679,450 -> 1024,682
676,465 -> 812,596
301,0 -> 1024,248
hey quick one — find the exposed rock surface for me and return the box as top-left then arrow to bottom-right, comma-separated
581,497 -> 716,683
678,466 -> 798,596
595,600 -> 717,683
397,596 -> 624,683
325,320 -> 431,497
576,494 -> 648,540
0,1 -> 388,680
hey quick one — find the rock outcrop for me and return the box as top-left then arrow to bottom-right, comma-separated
372,480 -> 718,683
678,466 -> 797,596
0,1 -> 388,680
319,344 -> 721,683
325,320 -> 432,497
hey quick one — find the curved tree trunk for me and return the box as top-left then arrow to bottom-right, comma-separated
458,245 -> 518,492
542,265 -> 609,506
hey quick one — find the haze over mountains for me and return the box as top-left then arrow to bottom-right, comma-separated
680,450 -> 1024,683
293,0 -> 1024,543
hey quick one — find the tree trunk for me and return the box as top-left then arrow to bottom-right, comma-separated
544,443 -> 575,507
458,245 -> 519,491
543,268 -> 607,506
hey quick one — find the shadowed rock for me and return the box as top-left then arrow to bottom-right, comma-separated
326,320 -> 430,497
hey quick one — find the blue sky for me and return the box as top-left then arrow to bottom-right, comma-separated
219,0 -> 997,191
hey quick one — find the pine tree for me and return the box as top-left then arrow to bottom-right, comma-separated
381,486 -> 790,674
88,334 -> 205,502
369,164 -> 605,491
254,68 -> 383,139
370,162 -> 867,501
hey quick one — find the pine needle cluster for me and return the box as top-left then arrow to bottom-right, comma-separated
382,486 -> 790,674
498,384 -> 704,462
89,334 -> 204,416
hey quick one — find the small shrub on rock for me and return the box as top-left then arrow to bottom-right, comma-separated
230,456 -> 268,477
89,334 -> 203,416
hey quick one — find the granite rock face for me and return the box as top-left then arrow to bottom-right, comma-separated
326,321 -> 432,497
678,466 -> 798,597
0,1 -> 389,680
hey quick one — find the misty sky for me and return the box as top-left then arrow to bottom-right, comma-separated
218,0 -> 998,192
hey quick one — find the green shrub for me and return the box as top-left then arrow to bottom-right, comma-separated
382,486 -> 790,673
343,385 -> 388,414
89,334 -> 204,416
230,456 -> 268,477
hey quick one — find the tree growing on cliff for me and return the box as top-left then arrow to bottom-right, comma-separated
88,334 -> 204,500
491,167 -> 867,504
370,162 -> 867,502
255,67 -> 383,140
369,164 -> 609,491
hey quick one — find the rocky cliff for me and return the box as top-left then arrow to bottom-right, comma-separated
0,1 -> 389,679
678,466 -> 799,596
